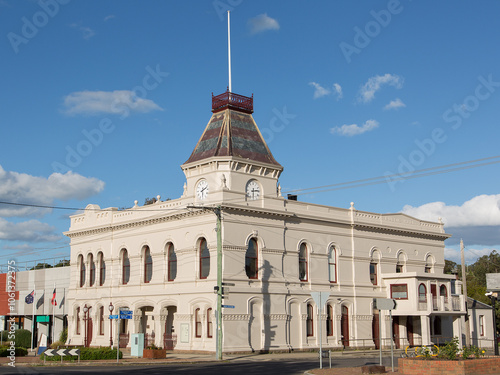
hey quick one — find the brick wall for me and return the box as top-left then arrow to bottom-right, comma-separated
400,357 -> 500,375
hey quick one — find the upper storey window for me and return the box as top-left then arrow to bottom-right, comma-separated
78,255 -> 85,288
299,243 -> 308,282
144,246 -> 153,283
245,238 -> 258,279
122,249 -> 130,285
329,246 -> 337,283
200,238 -> 210,279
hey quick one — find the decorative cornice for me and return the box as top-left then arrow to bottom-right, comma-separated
223,314 -> 250,321
174,314 -> 192,321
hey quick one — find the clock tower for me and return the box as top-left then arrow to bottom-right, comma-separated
181,89 -> 283,205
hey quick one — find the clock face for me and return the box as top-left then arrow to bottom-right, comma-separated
196,180 -> 209,200
246,180 -> 261,200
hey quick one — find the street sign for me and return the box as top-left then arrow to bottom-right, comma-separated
310,292 -> 330,309
374,298 -> 397,310
44,349 -> 56,357
109,314 -> 119,319
486,273 -> 500,292
120,310 -> 133,319
222,304 -> 235,308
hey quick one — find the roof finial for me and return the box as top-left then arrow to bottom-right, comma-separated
227,10 -> 232,93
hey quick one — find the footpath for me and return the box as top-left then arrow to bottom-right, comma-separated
0,348 -> 402,367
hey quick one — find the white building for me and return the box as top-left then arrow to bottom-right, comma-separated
65,90 -> 467,352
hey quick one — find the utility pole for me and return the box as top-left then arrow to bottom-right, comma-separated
461,239 -> 470,347
215,205 -> 223,360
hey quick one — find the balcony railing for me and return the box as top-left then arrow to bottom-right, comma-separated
212,90 -> 253,113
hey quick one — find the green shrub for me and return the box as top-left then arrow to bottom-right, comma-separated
439,337 -> 460,360
0,347 -> 28,357
59,328 -> 68,344
14,329 -> 31,348
42,346 -> 122,361
462,345 -> 473,359
50,340 -> 65,349
0,329 -> 32,348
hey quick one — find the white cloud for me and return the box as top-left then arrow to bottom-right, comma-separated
104,15 -> 115,21
309,82 -> 342,100
402,194 -> 500,227
358,74 -> 403,103
333,83 -> 343,100
330,119 -> 379,136
384,98 -> 406,110
0,166 -> 105,217
248,14 -> 280,34
0,218 -> 60,242
309,82 -> 330,99
69,23 -> 96,40
63,90 -> 163,117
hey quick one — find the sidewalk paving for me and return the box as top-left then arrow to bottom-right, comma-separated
0,348 -> 402,367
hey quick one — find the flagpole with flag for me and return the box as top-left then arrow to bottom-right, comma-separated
51,284 -> 57,344
31,287 -> 35,351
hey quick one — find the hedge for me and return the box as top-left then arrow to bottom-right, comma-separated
42,347 -> 123,361
0,329 -> 31,348
0,347 -> 28,357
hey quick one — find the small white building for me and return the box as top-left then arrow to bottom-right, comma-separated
466,297 -> 495,349
65,91 -> 467,352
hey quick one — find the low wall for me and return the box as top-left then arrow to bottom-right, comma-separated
399,357 -> 500,375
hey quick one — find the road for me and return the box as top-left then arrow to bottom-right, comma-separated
0,355 -> 398,375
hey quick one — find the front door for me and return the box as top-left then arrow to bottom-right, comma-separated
407,316 -> 414,346
431,284 -> 437,310
392,316 -> 400,349
341,306 -> 349,347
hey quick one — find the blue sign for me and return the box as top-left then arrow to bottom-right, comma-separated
109,314 -> 119,319
222,305 -> 235,309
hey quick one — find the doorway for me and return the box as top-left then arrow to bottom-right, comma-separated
341,305 -> 349,347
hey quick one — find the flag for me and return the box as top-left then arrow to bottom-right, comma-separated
36,293 -> 44,309
25,290 -> 34,304
51,288 -> 57,306
59,293 -> 65,309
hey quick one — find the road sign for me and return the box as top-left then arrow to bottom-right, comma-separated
44,349 -> 56,357
109,314 -> 119,319
374,298 -> 396,310
120,310 -> 133,319
44,348 -> 80,357
120,314 -> 133,319
222,304 -> 235,308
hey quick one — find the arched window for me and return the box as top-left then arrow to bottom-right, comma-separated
122,249 -> 130,285
98,252 -> 105,286
306,303 -> 314,336
207,308 -> 213,338
299,243 -> 308,281
76,306 -> 81,335
99,306 -> 104,335
245,238 -> 258,279
326,304 -> 333,336
396,252 -> 405,273
144,246 -> 152,283
78,255 -> 86,288
195,308 -> 201,338
370,262 -> 378,285
89,254 -> 95,287
419,283 -> 427,302
167,243 -> 177,281
425,255 -> 434,273
329,246 -> 337,283
199,239 -> 210,279
440,284 -> 447,297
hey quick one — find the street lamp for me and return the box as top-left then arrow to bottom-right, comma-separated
108,303 -> 114,348
485,292 -> 499,356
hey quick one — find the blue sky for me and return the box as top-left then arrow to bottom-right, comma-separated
1,0 -> 500,267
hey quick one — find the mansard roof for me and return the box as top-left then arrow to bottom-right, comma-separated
183,91 -> 282,168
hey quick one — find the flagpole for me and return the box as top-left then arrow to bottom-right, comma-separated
31,286 -> 35,351
227,10 -> 232,92
52,283 -> 55,344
